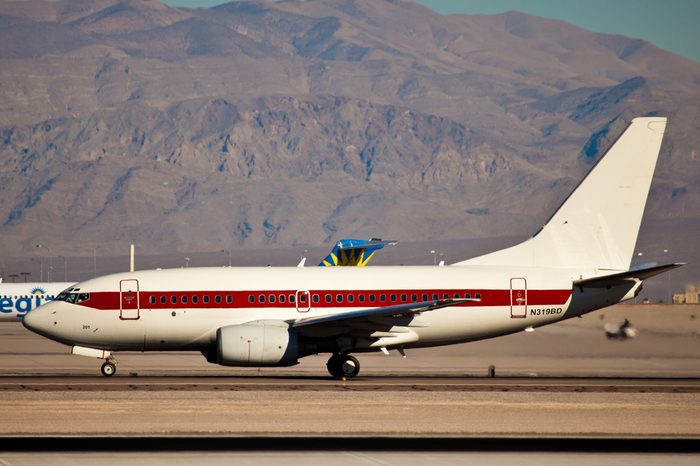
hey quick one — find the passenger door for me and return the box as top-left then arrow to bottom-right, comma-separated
510,278 -> 527,318
120,279 -> 140,320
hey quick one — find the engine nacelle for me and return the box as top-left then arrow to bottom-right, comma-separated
216,321 -> 298,367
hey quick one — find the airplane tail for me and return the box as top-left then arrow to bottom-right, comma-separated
319,238 -> 397,266
453,117 -> 667,271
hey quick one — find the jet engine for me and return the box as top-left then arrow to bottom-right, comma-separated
216,321 -> 298,366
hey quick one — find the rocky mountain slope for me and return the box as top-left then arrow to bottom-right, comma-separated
0,0 -> 698,265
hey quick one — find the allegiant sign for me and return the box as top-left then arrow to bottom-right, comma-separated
0,288 -> 54,316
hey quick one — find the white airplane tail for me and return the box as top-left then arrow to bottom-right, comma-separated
454,117 -> 667,271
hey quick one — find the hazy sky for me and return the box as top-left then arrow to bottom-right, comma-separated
162,0 -> 700,63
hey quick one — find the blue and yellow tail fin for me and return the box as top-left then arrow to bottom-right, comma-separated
319,238 -> 397,266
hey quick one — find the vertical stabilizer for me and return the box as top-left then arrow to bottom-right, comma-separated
454,117 -> 667,270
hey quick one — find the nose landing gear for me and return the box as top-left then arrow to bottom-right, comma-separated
326,354 -> 360,378
100,359 -> 117,377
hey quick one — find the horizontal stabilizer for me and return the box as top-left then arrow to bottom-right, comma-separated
574,263 -> 685,288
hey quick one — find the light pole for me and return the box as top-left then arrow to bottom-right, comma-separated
36,244 -> 52,281
59,255 -> 68,281
31,258 -> 43,282
664,249 -> 670,303
221,249 -> 232,267
185,257 -> 190,268
430,250 -> 436,266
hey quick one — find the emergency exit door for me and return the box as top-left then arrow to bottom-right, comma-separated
120,279 -> 140,320
295,290 -> 310,313
510,278 -> 527,318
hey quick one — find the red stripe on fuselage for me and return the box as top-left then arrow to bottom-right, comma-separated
75,289 -> 572,311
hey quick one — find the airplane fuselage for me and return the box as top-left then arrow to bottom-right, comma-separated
28,265 -> 624,354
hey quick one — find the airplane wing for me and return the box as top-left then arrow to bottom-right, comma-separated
574,263 -> 684,288
292,298 -> 476,328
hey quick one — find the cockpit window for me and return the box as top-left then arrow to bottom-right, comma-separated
56,292 -> 90,304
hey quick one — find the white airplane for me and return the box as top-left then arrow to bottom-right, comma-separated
0,283 -> 75,321
23,117 -> 681,378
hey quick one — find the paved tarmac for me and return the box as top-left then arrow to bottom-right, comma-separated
0,450 -> 698,466
0,304 -> 698,440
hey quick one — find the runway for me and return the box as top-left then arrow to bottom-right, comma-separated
0,375 -> 699,393
1,305 -> 699,440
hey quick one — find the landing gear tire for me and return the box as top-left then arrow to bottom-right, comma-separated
101,361 -> 116,377
327,354 -> 360,379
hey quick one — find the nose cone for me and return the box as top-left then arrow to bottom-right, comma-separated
22,302 -> 56,338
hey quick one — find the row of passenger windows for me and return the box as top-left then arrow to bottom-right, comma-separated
147,292 -> 481,306
249,292 -> 481,304
148,295 -> 233,305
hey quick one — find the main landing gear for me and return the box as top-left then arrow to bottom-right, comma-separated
100,358 -> 117,377
326,354 -> 360,379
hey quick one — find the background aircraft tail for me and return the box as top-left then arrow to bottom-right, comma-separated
319,238 -> 397,266
454,117 -> 667,271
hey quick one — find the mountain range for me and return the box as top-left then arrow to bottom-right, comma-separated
0,0 -> 698,283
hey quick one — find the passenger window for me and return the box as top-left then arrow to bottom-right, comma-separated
192,295 -> 199,304
422,293 -> 428,301
269,294 -> 275,303
279,294 -> 285,304
433,294 -> 439,300
299,294 -> 307,303
182,295 -> 188,304
290,294 -> 296,303
411,294 -> 417,302
149,296 -> 156,305
336,294 -> 343,303
325,294 -> 331,303
475,293 -> 481,300
380,294 -> 386,302
443,293 -> 449,299
465,293 -> 471,299
313,294 -> 319,303
348,294 -> 355,303
390,294 -> 396,302
203,295 -> 210,304
215,295 -> 222,304
359,295 -> 365,303
226,295 -> 233,304
454,293 -> 461,299
258,295 -> 264,303
161,296 -> 166,304
401,293 -> 407,302
369,294 -> 375,303
171,296 -> 177,305
248,295 -> 254,303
